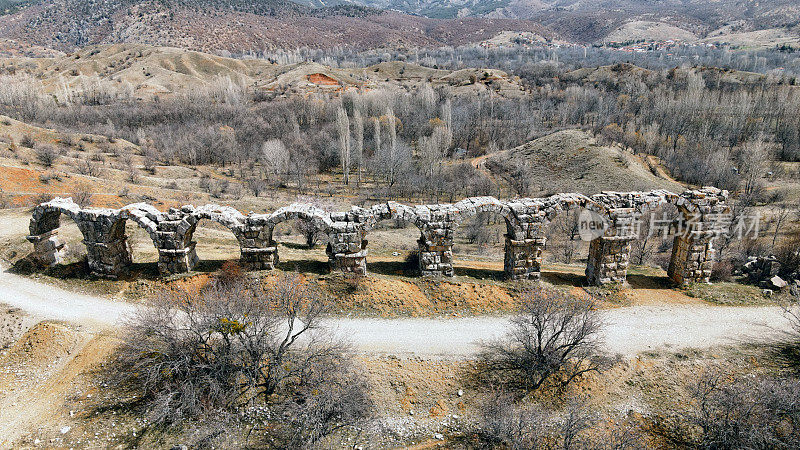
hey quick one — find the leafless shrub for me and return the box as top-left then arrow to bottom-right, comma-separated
709,258 -> 734,282
473,393 -> 644,449
31,192 -> 53,206
244,177 -> 260,197
772,292 -> 800,374
507,162 -> 533,197
35,144 -> 58,167
478,287 -> 608,392
19,134 -> 34,148
59,135 -> 75,148
71,182 -> 92,207
228,183 -> 243,200
198,174 -> 212,193
465,212 -> 497,246
75,159 -> 100,177
474,393 -> 552,449
662,371 -> 800,449
142,154 -> 156,174
120,153 -> 139,183
106,274 -> 372,447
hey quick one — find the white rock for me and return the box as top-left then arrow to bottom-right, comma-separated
457,389 -> 464,397
60,426 -> 71,434
770,275 -> 788,289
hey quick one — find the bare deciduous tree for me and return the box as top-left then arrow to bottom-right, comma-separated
353,108 -> 364,187
336,105 -> 351,185
479,287 -> 607,392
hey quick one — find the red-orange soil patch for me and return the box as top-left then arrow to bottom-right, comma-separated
307,73 -> 338,86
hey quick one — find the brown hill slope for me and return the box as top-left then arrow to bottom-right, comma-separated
483,129 -> 684,195
0,44 -> 527,98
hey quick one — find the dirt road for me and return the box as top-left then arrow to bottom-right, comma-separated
0,264 -> 791,358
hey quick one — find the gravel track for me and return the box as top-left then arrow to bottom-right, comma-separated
0,264 -> 790,358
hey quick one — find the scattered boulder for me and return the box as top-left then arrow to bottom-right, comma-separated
743,255 -> 781,284
769,275 -> 788,290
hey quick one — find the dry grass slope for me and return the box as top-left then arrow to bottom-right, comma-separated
484,129 -> 684,195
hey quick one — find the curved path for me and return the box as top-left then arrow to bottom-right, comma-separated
0,265 -> 790,358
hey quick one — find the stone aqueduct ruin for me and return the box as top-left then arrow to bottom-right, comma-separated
26,187 -> 729,286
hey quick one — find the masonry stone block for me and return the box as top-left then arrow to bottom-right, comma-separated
26,188 -> 729,283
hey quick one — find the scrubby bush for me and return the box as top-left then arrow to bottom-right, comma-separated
661,371 -> 800,449
478,286 -> 608,392
71,182 -> 92,207
30,192 -> 53,206
34,144 -> 58,167
472,393 -> 645,449
106,273 -> 372,447
19,134 -> 34,148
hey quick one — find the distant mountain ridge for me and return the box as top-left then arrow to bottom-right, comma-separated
0,0 -> 796,52
0,0 -> 553,52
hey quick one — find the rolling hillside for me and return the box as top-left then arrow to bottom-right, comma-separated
0,44 -> 528,98
483,129 -> 684,195
0,0 -> 554,53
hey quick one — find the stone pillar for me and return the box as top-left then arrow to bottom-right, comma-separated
668,233 -> 714,285
238,225 -> 278,270
158,244 -> 198,274
327,227 -> 367,276
418,229 -> 454,277
504,236 -> 545,280
585,236 -> 634,285
156,208 -> 199,275
84,238 -> 132,279
81,216 -> 132,279
240,244 -> 279,270
26,229 -> 67,266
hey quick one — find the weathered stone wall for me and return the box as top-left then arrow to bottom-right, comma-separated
26,187 -> 729,285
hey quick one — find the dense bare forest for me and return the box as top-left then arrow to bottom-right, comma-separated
1,45 -> 798,202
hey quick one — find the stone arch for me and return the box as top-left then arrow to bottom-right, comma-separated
185,205 -> 247,246
266,203 -> 334,241
29,197 -> 82,236
167,205 -> 251,273
501,193 -> 593,281
253,203 -> 335,270
451,196 -> 521,236
27,197 -> 85,267
449,197 -> 522,279
27,198 -> 133,278
119,203 -> 163,264
668,188 -> 730,285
